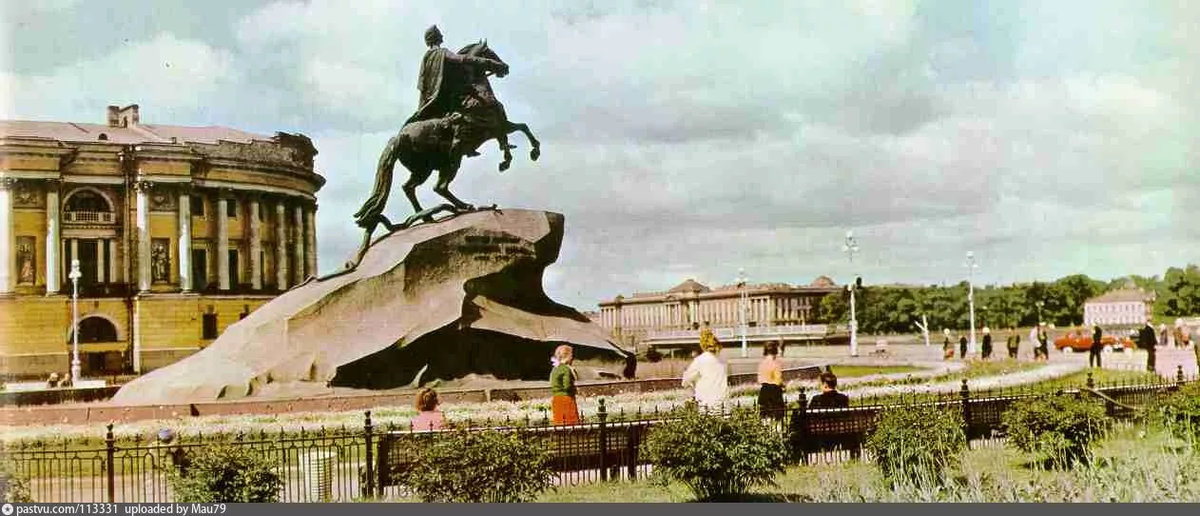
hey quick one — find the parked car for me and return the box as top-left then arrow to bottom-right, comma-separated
1054,331 -> 1136,353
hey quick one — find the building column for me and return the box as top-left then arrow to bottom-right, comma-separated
275,200 -> 288,290
304,203 -> 317,278
248,197 -> 262,290
95,237 -> 105,282
0,178 -> 13,294
178,190 -> 192,292
292,204 -> 304,284
217,194 -> 230,291
135,181 -> 152,293
108,239 -> 118,286
45,180 -> 61,294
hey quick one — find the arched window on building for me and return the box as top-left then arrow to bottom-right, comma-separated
68,316 -> 127,376
64,189 -> 113,213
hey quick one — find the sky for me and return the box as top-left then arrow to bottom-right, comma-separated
1,0 -> 1197,310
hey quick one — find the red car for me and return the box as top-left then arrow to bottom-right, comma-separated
1054,332 -> 1136,353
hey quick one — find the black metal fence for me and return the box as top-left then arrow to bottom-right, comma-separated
2,367 -> 1194,503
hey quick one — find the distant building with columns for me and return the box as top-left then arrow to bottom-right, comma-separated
596,276 -> 841,347
1082,287 -> 1154,328
0,104 -> 324,377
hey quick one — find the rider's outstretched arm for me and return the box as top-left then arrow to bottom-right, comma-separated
443,51 -> 506,74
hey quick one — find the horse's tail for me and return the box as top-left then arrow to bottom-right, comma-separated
353,131 -> 406,229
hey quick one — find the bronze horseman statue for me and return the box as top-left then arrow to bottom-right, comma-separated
352,25 -> 541,263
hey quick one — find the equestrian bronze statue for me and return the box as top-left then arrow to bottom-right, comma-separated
352,25 -> 540,262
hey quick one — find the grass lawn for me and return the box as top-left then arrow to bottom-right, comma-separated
533,423 -> 1200,502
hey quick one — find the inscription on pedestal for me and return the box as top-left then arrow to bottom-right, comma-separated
457,235 -> 535,262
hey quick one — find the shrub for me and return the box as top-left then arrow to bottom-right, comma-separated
395,429 -> 554,503
166,445 -> 282,502
1,462 -> 33,503
643,407 -> 789,501
1002,395 -> 1110,468
1153,383 -> 1200,447
865,403 -> 966,487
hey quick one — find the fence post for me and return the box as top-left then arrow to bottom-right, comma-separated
1178,365 -> 1185,384
1086,371 -> 1094,390
598,398 -> 609,482
105,423 -> 115,503
364,411 -> 375,499
789,387 -> 808,464
626,423 -> 641,481
960,379 -> 971,450
376,433 -> 391,496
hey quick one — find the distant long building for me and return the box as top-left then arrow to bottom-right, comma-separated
1083,287 -> 1154,327
596,277 -> 841,345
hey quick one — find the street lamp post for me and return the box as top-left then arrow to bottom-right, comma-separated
965,251 -> 978,355
737,268 -> 749,358
68,259 -> 82,384
844,231 -> 859,357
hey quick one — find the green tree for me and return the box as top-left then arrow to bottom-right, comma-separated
1157,265 -> 1200,317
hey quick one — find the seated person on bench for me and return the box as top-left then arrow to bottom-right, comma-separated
808,372 -> 849,409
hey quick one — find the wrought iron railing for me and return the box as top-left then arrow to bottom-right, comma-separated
1,367 -> 1193,503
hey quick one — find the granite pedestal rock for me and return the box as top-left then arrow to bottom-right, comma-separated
112,209 -> 628,404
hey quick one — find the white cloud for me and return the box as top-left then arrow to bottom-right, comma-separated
4,0 -> 1198,310
1,32 -> 234,121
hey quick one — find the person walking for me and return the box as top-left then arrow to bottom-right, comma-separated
1138,319 -> 1158,374
1006,328 -> 1020,359
1089,325 -> 1103,369
1037,323 -> 1050,361
756,341 -> 785,420
959,333 -> 969,360
683,325 -> 728,410
549,345 -> 581,425
981,327 -> 993,360
942,329 -> 955,360
1173,320 -> 1186,350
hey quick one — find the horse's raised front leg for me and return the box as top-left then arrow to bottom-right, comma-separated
496,133 -> 514,172
432,161 -> 474,213
506,121 -> 541,161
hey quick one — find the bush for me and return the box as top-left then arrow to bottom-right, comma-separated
1153,383 -> 1200,447
167,445 -> 282,502
643,407 -> 788,501
1,462 -> 33,503
395,429 -> 554,503
865,404 -> 966,487
1002,395 -> 1110,467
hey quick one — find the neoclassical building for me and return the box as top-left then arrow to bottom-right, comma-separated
596,276 -> 840,343
1082,288 -> 1154,328
0,105 -> 324,377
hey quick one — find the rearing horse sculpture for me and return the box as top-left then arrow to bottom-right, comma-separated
351,41 -> 541,263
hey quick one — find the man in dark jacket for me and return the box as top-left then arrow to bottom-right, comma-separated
1089,325 -> 1103,369
1138,320 -> 1158,373
1006,329 -> 1020,359
959,334 -> 969,360
981,327 -> 993,360
809,372 -> 850,409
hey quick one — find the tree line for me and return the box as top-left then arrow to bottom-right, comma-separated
817,264 -> 1200,335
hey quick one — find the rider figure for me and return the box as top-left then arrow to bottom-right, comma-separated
411,25 -> 507,158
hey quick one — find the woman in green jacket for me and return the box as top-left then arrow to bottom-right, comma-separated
550,345 -> 580,425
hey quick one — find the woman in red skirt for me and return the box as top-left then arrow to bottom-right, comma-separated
549,345 -> 580,425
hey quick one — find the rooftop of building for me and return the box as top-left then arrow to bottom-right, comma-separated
616,276 -> 840,301
1086,288 -> 1155,304
1,104 -> 275,146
